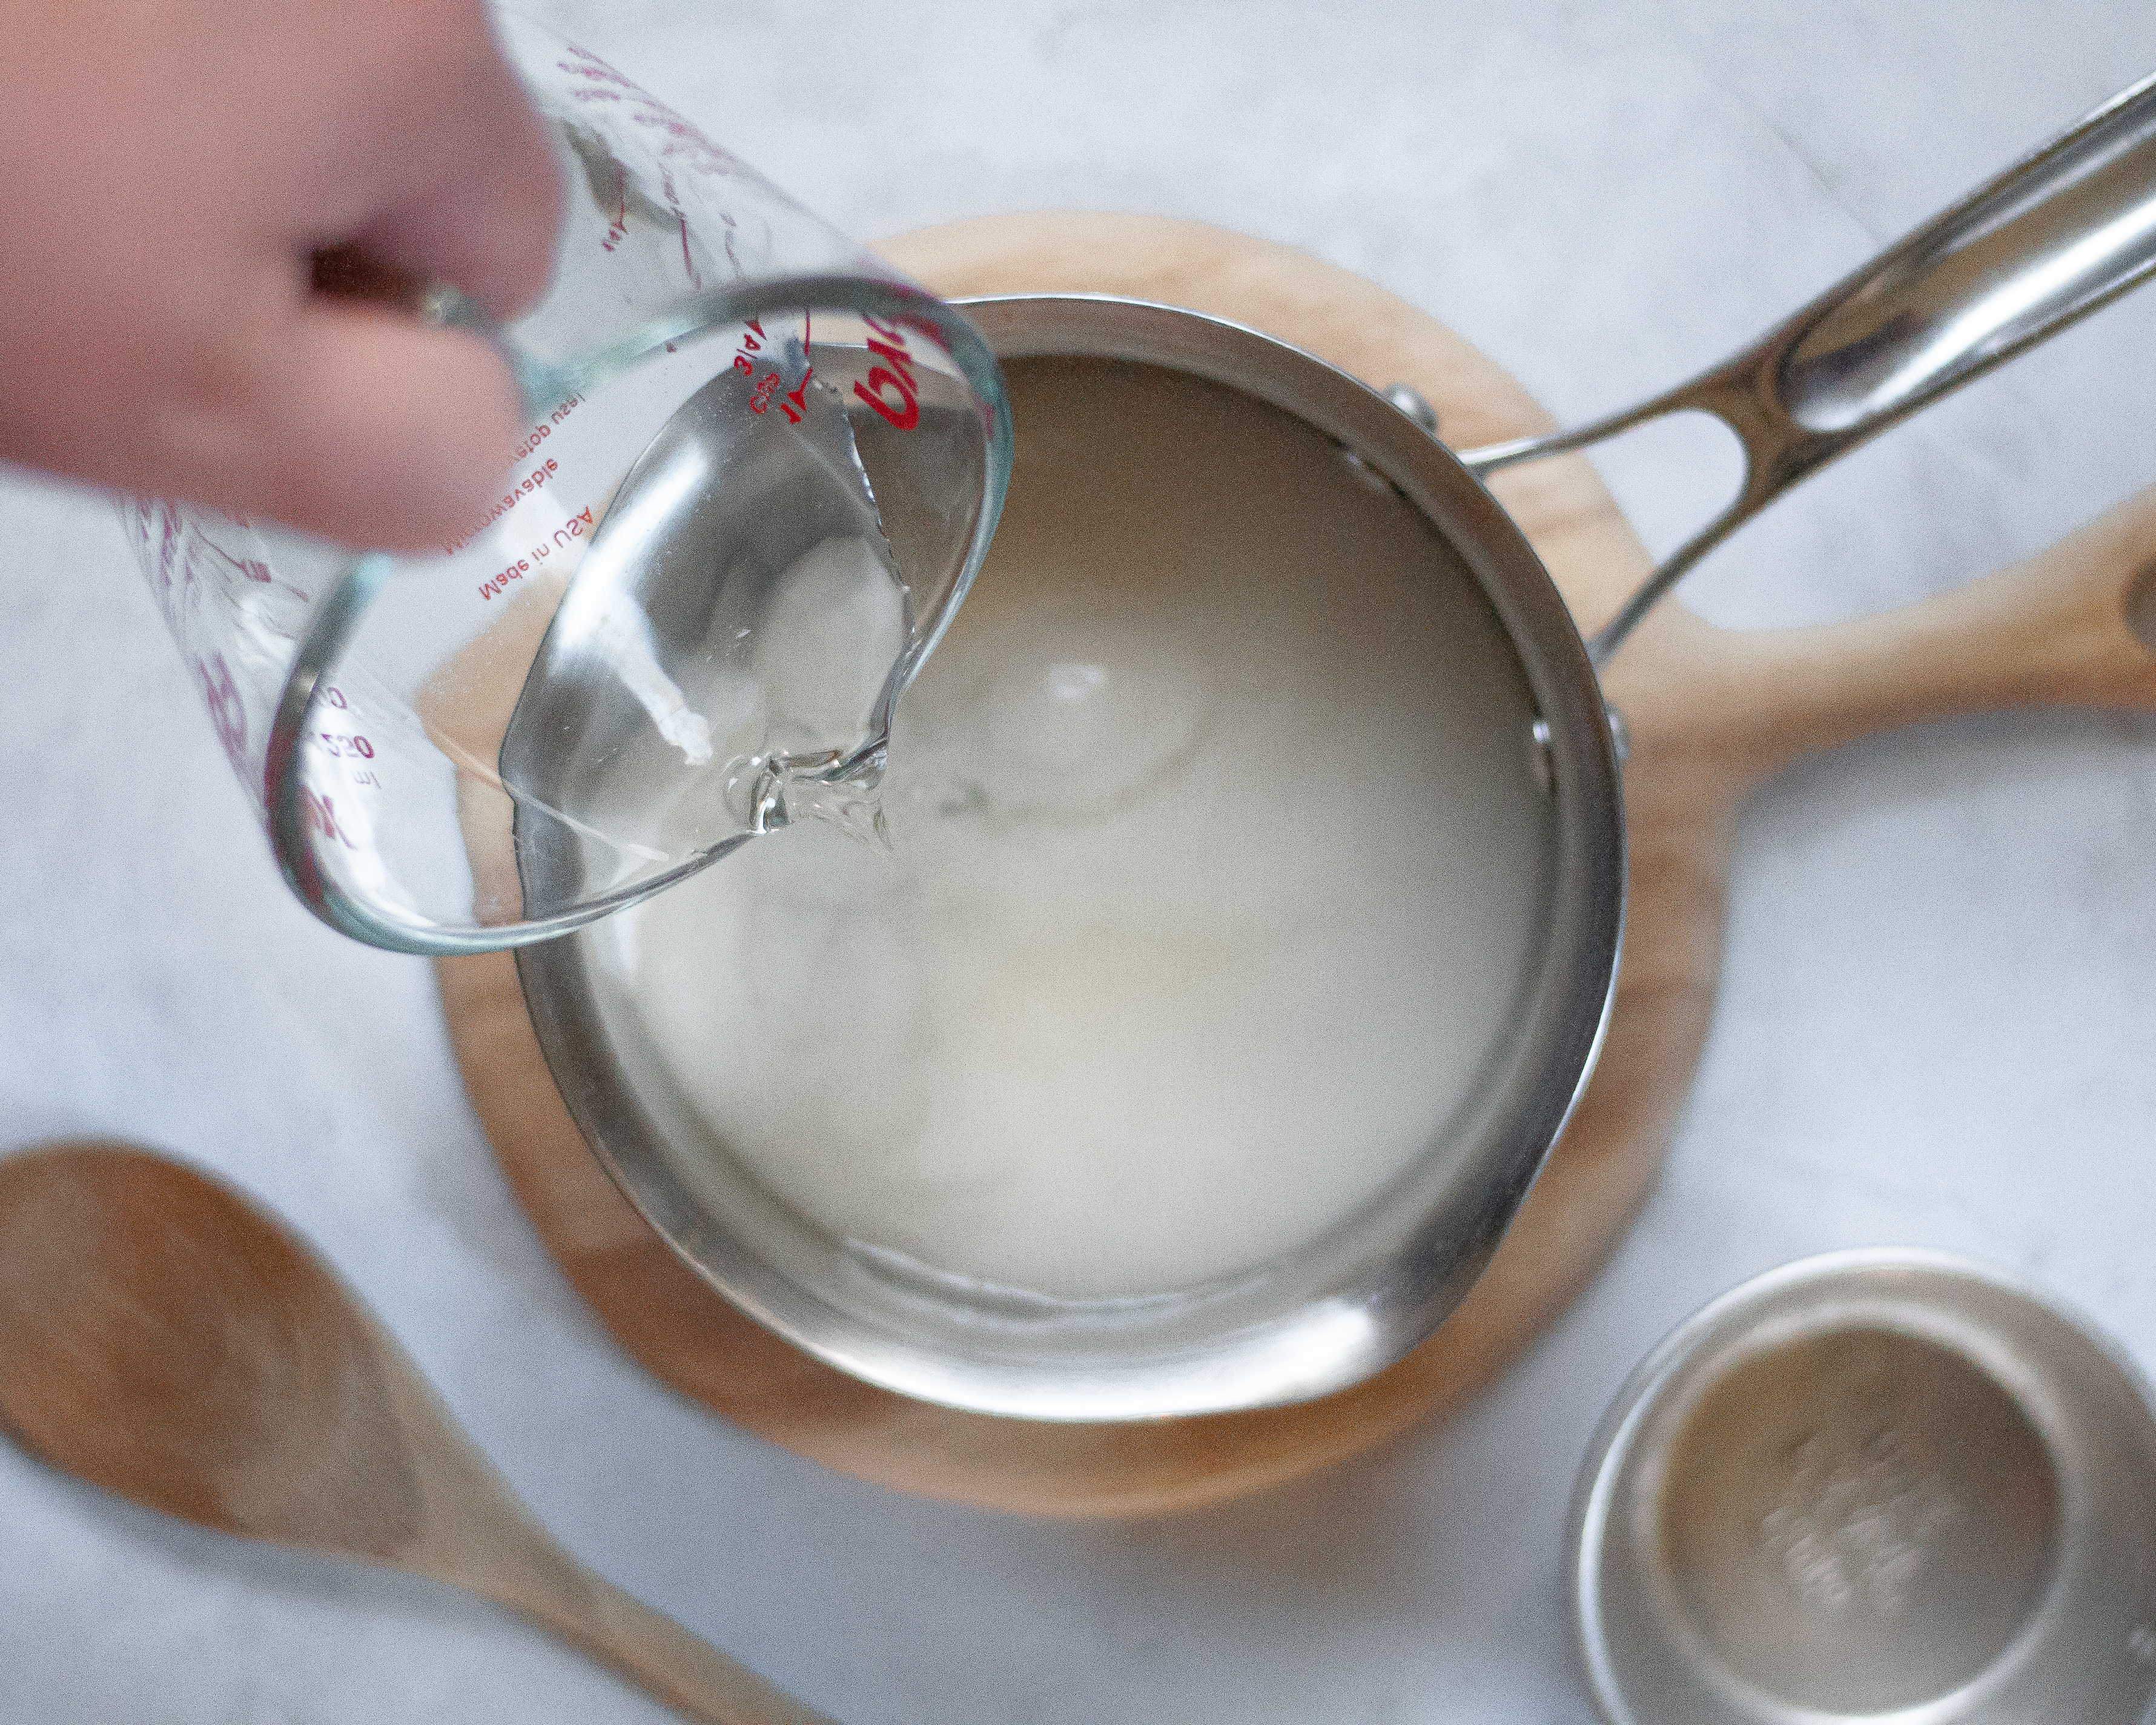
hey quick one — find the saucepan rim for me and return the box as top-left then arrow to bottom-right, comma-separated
514,292 -> 1627,1422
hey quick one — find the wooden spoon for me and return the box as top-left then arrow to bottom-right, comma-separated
0,1140 -> 832,1725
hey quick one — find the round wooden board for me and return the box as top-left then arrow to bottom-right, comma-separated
437,213 -> 1690,1520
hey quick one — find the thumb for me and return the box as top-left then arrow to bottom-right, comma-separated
344,12 -> 564,321
227,297 -> 527,552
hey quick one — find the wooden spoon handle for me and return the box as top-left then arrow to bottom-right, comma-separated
506,1562 -> 840,1725
1723,482 -> 2156,776
361,1305 -> 835,1723
405,1429 -> 837,1723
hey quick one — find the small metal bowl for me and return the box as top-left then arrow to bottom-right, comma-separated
1570,1250 -> 2156,1725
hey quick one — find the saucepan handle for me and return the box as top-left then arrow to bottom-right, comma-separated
1458,71 -> 2156,667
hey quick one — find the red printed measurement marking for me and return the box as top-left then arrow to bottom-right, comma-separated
443,397 -> 583,556
555,46 -> 746,183
204,541 -> 271,584
313,689 -> 379,784
732,313 -> 818,425
733,317 -> 815,425
853,313 -> 922,430
477,505 -> 597,601
600,164 -> 629,251
300,787 -> 355,849
130,502 -> 182,609
196,653 -> 248,775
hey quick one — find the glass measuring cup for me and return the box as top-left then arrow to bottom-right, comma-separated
126,14 -> 1010,954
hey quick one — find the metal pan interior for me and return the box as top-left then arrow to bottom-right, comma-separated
515,296 -> 1624,1421
1570,1250 -> 2156,1725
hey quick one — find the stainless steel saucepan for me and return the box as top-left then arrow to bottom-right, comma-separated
515,76 -> 2156,1422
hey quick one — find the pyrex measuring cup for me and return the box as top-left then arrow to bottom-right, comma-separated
127,15 -> 1010,954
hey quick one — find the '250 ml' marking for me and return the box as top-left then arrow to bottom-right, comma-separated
732,318 -> 815,425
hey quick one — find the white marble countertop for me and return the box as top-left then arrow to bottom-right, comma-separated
5,3 -> 2156,1720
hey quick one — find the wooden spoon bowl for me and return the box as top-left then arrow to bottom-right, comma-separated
0,1140 -> 830,1725
437,213 -> 2156,1518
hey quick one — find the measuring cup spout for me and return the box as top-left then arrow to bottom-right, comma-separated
1460,70 -> 2156,667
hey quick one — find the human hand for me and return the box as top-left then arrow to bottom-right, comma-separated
0,0 -> 562,551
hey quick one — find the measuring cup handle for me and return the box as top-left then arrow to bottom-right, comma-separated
1460,71 -> 2156,666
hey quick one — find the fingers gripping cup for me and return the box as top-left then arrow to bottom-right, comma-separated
126,16 -> 1010,953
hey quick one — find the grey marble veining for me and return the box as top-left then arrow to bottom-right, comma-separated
2,4 -> 2155,1721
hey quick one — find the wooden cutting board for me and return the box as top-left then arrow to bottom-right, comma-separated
436,213 -> 2156,1518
